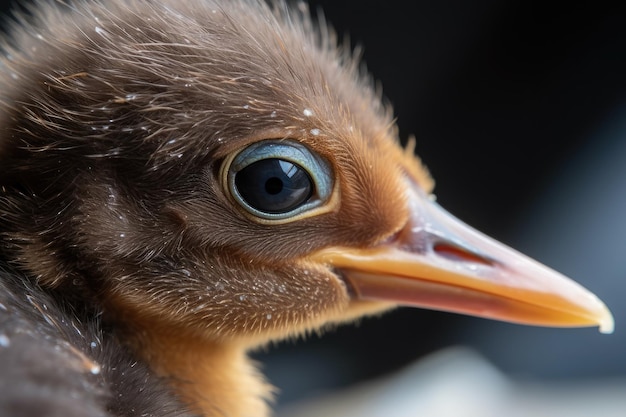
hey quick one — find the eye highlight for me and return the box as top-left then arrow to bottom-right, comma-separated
225,140 -> 334,221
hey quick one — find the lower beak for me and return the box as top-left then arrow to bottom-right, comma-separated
311,184 -> 614,333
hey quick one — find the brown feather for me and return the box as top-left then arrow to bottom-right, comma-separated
0,1 -> 433,415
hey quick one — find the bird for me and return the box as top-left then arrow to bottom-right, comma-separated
0,0 -> 613,416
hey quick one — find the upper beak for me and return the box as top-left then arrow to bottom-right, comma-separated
311,182 -> 614,333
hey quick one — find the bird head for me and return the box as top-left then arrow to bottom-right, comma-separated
0,0 -> 612,354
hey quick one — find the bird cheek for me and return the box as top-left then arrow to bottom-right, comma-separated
104,257 -> 351,343
207,262 -> 353,342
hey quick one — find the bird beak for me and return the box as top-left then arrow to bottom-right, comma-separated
310,183 -> 614,333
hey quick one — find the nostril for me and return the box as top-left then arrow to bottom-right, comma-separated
433,242 -> 494,266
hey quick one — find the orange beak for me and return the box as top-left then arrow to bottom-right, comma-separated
311,183 -> 614,333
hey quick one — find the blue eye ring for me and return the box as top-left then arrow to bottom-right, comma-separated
224,140 -> 334,222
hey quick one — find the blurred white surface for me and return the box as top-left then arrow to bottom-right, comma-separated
279,347 -> 626,417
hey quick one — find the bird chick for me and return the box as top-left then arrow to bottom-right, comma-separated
0,1 -> 613,417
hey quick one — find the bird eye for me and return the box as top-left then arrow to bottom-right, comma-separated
235,159 -> 312,213
225,140 -> 333,221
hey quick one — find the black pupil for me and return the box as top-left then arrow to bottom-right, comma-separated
235,158 -> 313,214
265,177 -> 283,195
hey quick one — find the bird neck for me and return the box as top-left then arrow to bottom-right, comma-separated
129,325 -> 274,417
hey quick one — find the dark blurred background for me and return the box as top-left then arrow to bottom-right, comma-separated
2,0 -> 625,411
